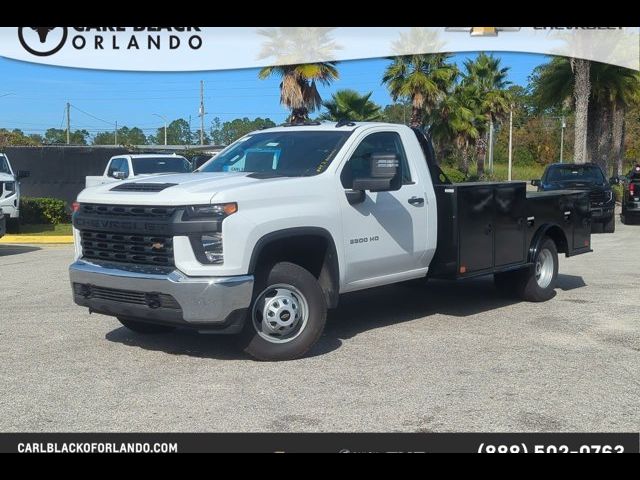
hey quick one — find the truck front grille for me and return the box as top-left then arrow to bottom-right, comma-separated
589,190 -> 609,206
80,203 -> 176,218
73,283 -> 180,309
81,230 -> 174,266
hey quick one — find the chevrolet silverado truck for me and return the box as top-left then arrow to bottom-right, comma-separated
0,153 -> 30,232
531,163 -> 616,233
621,164 -> 640,225
85,154 -> 192,188
69,122 -> 592,361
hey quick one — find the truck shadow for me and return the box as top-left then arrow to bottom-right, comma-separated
105,274 -> 586,360
0,245 -> 41,257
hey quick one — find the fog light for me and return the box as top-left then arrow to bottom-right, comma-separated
202,233 -> 223,264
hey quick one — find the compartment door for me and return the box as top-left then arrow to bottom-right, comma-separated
458,186 -> 494,273
494,184 -> 526,266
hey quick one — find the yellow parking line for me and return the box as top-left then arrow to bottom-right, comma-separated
0,235 -> 74,244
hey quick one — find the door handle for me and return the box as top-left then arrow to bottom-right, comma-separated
408,196 -> 424,206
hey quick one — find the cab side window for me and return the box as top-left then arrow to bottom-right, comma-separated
107,159 -> 121,177
340,132 -> 411,189
108,158 -> 129,178
120,159 -> 130,178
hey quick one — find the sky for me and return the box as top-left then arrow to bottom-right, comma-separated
0,52 -> 548,139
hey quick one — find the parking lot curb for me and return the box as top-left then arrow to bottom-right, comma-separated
0,235 -> 74,244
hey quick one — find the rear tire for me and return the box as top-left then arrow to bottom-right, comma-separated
516,237 -> 559,302
238,261 -> 327,361
603,215 -> 616,233
117,317 -> 176,334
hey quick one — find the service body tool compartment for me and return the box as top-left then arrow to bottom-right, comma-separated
429,182 -> 527,279
525,190 -> 591,255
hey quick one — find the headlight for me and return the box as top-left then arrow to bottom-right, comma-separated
185,203 -> 236,265
201,233 -> 223,264
4,182 -> 15,194
182,203 -> 237,220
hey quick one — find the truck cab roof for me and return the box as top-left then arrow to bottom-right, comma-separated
257,121 -> 406,134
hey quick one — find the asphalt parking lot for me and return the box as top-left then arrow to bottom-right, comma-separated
1,219 -> 639,433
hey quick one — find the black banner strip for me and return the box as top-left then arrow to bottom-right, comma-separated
0,433 -> 637,453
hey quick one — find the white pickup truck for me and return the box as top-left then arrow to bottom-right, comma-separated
70,122 -> 592,361
0,153 -> 30,231
85,154 -> 192,188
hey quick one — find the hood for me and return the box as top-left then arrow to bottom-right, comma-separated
77,172 -> 300,205
0,172 -> 14,182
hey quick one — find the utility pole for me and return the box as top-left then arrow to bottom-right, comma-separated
114,121 -> 118,146
560,115 -> 566,163
153,114 -> 168,146
66,102 -> 71,145
489,121 -> 494,173
199,80 -> 205,145
508,106 -> 513,182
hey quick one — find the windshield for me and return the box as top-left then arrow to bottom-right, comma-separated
0,156 -> 10,175
200,131 -> 351,177
132,157 -> 191,175
545,165 -> 605,184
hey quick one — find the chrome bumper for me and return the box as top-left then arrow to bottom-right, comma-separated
69,259 -> 253,331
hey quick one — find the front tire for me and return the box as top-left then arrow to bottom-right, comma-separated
239,262 -> 327,361
603,215 -> 616,233
117,317 -> 176,334
516,237 -> 559,302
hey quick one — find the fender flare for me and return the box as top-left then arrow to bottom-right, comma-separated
528,223 -> 567,263
248,227 -> 341,308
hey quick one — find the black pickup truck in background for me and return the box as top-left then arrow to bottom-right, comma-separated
621,164 -> 640,225
531,163 -> 617,233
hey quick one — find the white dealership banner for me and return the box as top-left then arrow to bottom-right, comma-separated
0,27 -> 638,71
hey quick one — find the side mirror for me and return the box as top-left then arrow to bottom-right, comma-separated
530,179 -> 541,187
609,176 -> 620,185
113,171 -> 127,180
16,170 -> 30,180
352,153 -> 401,193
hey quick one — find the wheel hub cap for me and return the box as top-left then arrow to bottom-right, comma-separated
535,248 -> 554,288
252,284 -> 309,343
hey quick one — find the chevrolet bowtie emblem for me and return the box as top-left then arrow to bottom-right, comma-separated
445,27 -> 521,37
152,242 -> 165,250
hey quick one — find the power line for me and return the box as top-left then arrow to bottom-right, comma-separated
70,104 -> 116,126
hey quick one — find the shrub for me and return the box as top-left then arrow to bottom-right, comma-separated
611,184 -> 623,203
440,166 -> 467,183
20,197 -> 70,225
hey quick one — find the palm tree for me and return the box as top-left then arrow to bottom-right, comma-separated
259,63 -> 339,123
571,59 -> 591,164
257,28 -> 340,123
382,54 -> 457,127
532,58 -> 640,173
428,84 -> 480,174
461,53 -> 511,176
319,90 -> 382,122
590,64 -> 640,174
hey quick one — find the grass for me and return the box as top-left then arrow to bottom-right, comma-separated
16,224 -> 73,236
469,162 -> 546,182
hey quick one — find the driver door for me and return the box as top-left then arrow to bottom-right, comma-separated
337,130 -> 429,288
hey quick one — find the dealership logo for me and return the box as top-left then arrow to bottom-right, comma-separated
18,27 -> 202,56
445,27 -> 521,37
18,27 -> 68,56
